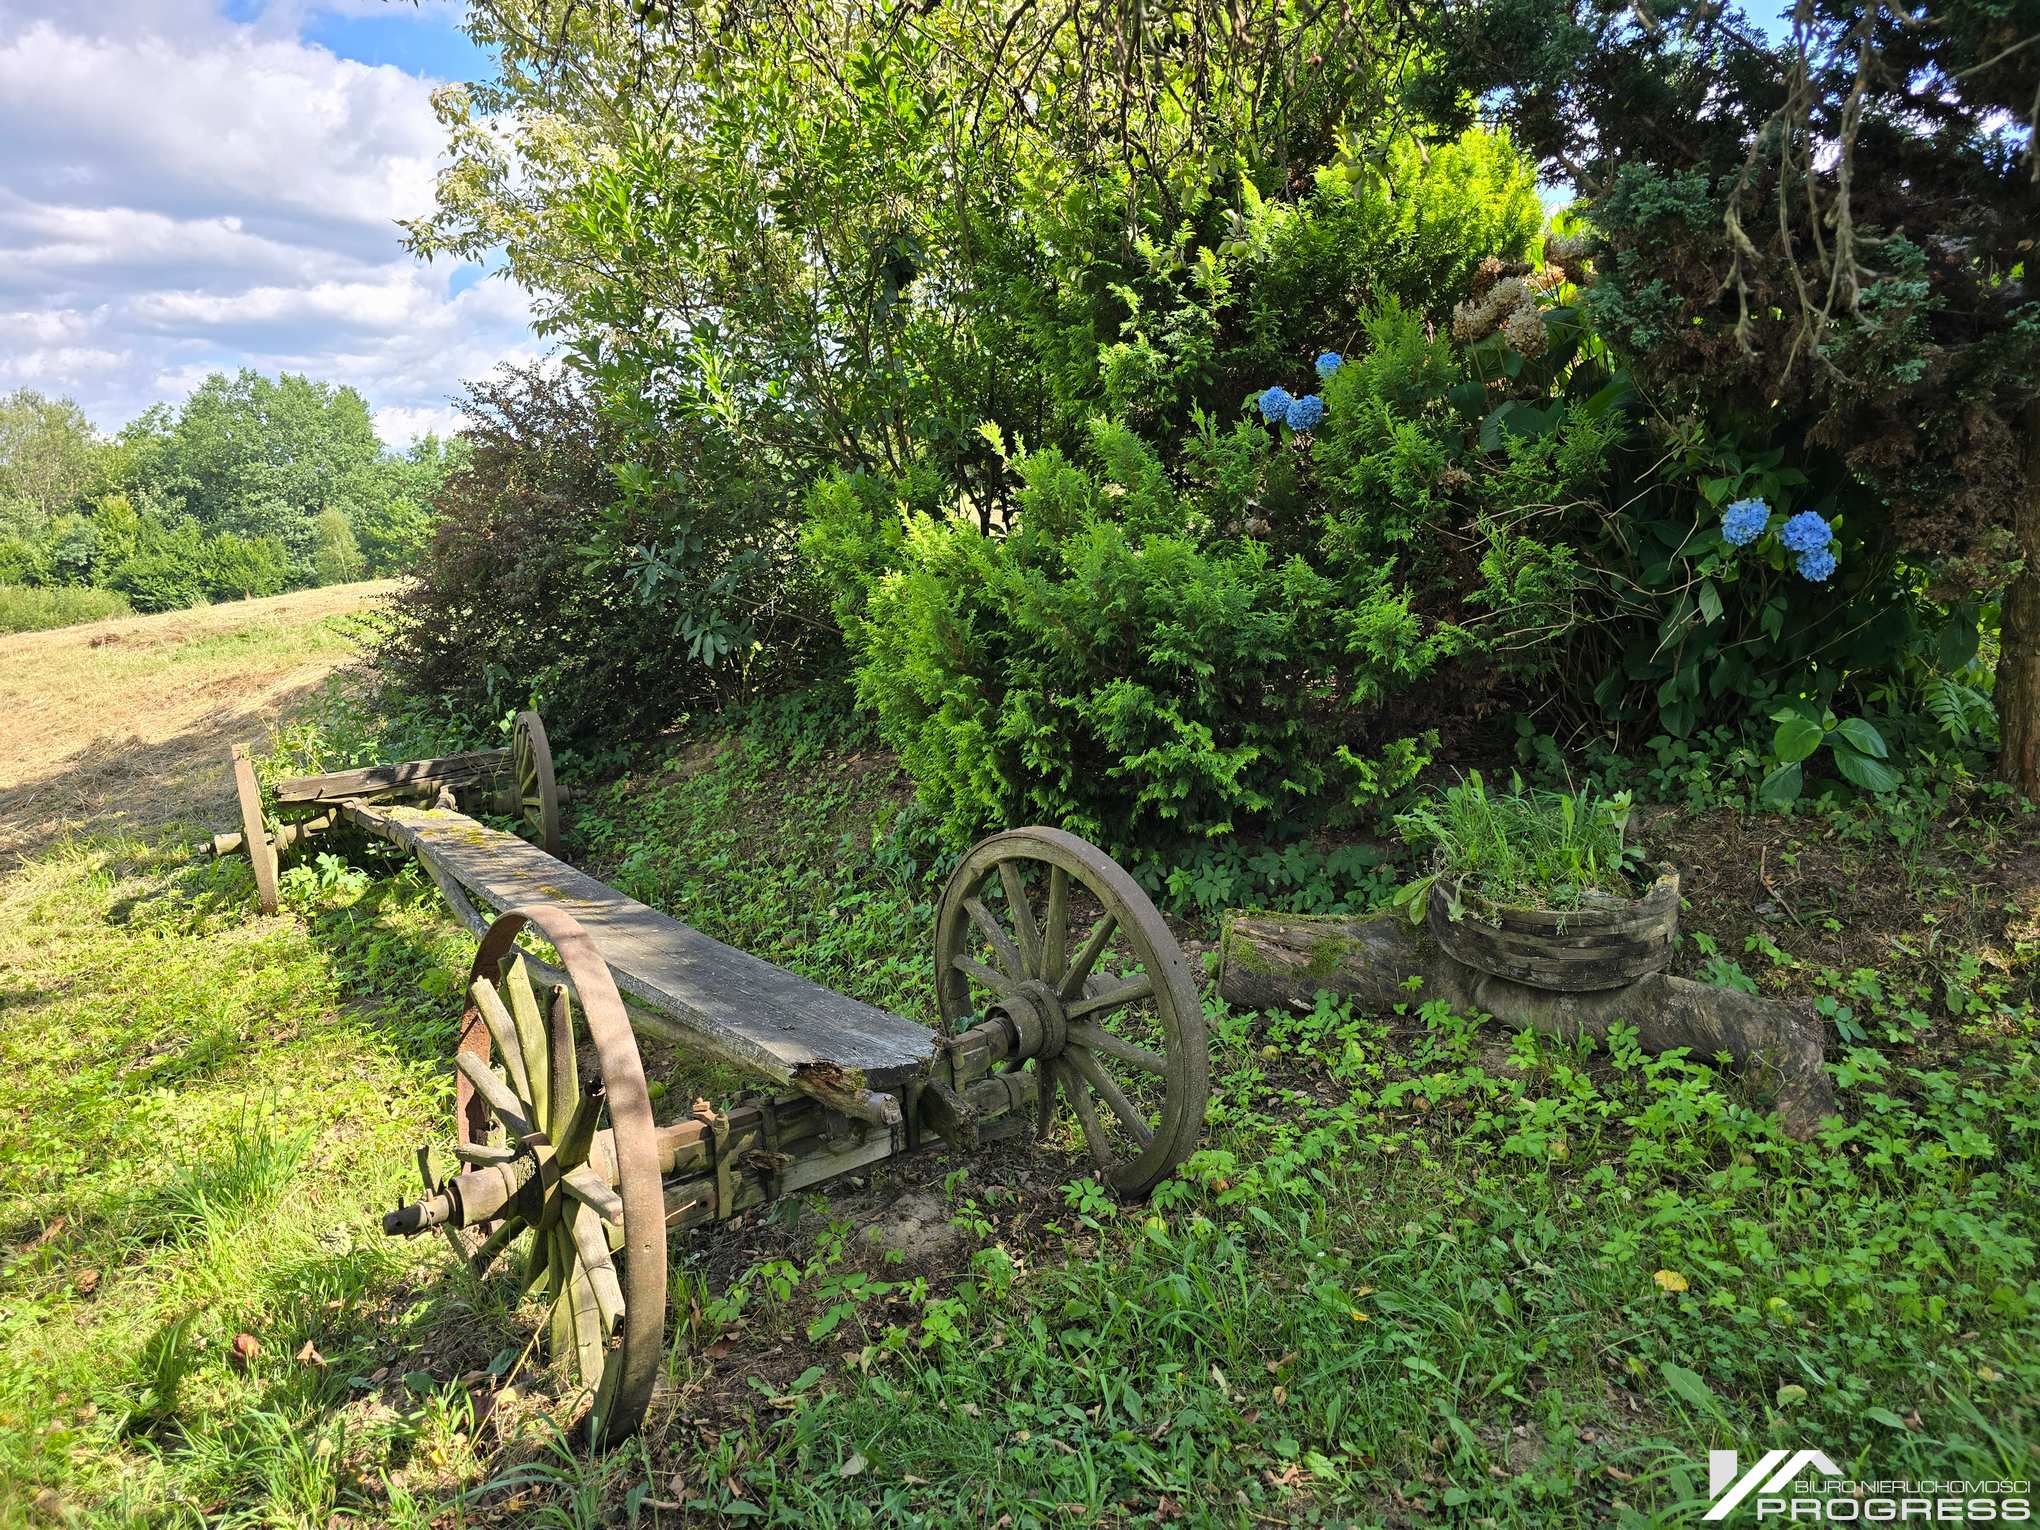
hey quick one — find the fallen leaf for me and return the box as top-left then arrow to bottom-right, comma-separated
1652,1269 -> 1689,1293
230,1333 -> 261,1369
33,1218 -> 67,1247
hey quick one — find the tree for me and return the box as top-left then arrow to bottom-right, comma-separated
401,0 -> 1541,727
1415,0 -> 2040,788
310,507 -> 366,586
119,371 -> 385,582
340,433 -> 469,574
0,390 -> 107,533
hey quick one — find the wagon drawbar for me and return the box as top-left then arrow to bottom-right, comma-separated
217,717 -> 1211,1447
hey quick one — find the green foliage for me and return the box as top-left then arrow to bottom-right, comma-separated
1412,0 -> 2037,782
1392,771 -> 1644,919
309,507 -> 364,587
0,389 -> 109,533
0,583 -> 132,633
0,375 -> 459,620
401,1 -> 1546,752
377,366 -> 821,739
813,413 -> 1448,850
116,371 -> 383,581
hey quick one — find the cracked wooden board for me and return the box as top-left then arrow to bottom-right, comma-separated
345,801 -> 937,1092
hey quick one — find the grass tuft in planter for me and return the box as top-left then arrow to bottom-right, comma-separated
1390,773 -> 1677,991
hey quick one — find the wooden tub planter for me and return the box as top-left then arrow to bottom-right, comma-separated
1425,864 -> 1680,993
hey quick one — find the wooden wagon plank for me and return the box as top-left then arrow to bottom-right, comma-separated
344,802 -> 937,1090
275,749 -> 506,804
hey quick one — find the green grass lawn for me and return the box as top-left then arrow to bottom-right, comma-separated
1,697 -> 2033,1526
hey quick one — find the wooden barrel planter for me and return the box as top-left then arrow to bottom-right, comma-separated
1425,864 -> 1680,992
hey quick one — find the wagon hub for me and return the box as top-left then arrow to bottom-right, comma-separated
989,977 -> 1070,1061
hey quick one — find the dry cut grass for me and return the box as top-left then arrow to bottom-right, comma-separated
0,581 -> 401,863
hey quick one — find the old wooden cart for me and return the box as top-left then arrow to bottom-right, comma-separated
222,719 -> 1211,1445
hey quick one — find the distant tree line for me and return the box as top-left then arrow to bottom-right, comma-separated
0,372 -> 466,613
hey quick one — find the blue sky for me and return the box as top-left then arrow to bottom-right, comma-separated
0,0 -> 535,445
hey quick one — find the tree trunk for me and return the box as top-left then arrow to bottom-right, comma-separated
1996,400 -> 2040,798
1218,910 -> 1837,1137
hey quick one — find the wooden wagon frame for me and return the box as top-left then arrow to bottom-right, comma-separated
220,715 -> 1211,1445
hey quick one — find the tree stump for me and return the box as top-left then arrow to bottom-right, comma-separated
1217,910 -> 1836,1137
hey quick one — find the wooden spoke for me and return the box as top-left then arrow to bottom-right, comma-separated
454,1052 -> 534,1139
561,1164 -> 623,1225
1065,1021 -> 1167,1075
1064,1062 -> 1114,1169
451,1141 -> 519,1167
1064,1045 -> 1154,1146
1058,912 -> 1118,1000
502,956 -> 551,1136
566,1202 -> 626,1333
470,978 -> 533,1104
546,1226 -> 574,1355
1042,866 -> 1069,989
1035,1056 -> 1063,1139
546,983 -> 578,1142
563,1234 -> 605,1389
951,953 -> 1015,995
1063,974 -> 1154,1022
998,861 -> 1041,977
962,896 -> 1025,979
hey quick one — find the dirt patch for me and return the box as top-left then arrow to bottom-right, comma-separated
0,581 -> 399,862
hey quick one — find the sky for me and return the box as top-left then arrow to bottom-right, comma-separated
0,0 -> 535,448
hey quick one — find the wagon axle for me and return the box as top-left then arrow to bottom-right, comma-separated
381,996 -> 1069,1242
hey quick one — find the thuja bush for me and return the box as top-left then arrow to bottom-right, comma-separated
808,305 -> 1616,849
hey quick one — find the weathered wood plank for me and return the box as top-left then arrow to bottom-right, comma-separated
275,750 -> 506,804
345,802 -> 936,1090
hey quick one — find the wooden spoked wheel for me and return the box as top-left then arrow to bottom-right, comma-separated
451,906 -> 664,1447
231,745 -> 278,914
935,828 -> 1208,1198
510,710 -> 561,857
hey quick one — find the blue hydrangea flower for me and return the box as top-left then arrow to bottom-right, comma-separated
1780,510 -> 1833,554
1258,385 -> 1294,423
1315,351 -> 1343,379
1796,546 -> 1838,583
1720,497 -> 1768,546
1285,393 -> 1326,432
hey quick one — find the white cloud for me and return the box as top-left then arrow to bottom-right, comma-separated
0,4 -> 535,449
373,402 -> 465,446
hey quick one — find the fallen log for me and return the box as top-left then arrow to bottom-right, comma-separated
1217,910 -> 1836,1137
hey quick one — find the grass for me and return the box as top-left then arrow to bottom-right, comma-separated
1396,771 -> 1645,914
1,680 -> 2034,1525
0,585 -> 133,634
0,581 -> 395,863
